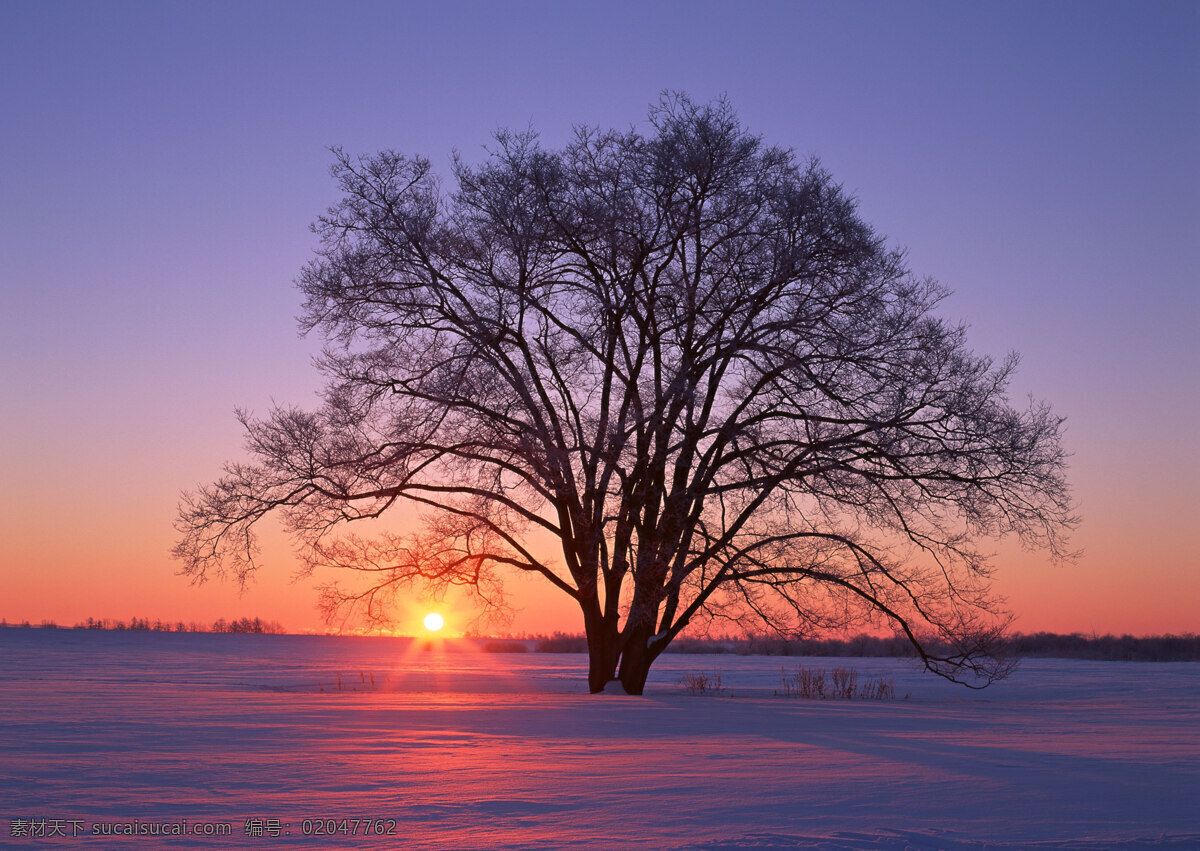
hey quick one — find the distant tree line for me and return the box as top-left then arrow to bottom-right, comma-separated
520,631 -> 1200,662
6,619 -> 1195,660
1007,631 -> 1200,662
525,631 -> 927,657
0,616 -> 286,634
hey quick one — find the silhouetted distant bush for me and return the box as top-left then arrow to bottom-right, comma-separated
666,633 -> 919,658
533,632 -> 589,653
481,639 -> 530,653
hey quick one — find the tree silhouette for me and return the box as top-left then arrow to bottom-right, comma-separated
175,95 -> 1074,694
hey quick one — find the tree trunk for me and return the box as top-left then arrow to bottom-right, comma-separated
614,575 -> 674,694
617,618 -> 661,695
583,607 -> 619,693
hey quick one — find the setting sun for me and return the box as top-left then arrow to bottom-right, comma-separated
423,613 -> 444,633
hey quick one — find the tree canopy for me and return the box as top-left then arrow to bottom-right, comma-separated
175,94 -> 1074,694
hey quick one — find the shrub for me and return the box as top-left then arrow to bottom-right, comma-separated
677,669 -> 725,696
777,665 -> 900,701
831,667 -> 857,699
779,665 -> 827,698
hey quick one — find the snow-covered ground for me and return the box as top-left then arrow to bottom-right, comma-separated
2,630 -> 1197,849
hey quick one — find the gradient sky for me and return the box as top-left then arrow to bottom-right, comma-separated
2,1 -> 1196,636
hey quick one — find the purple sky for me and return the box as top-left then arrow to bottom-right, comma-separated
2,1 -> 1197,634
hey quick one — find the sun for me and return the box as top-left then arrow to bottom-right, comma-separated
423,612 -> 445,633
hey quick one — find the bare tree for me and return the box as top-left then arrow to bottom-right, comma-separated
175,95 -> 1075,694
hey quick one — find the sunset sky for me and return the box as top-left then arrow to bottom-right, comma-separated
2,1 -> 1196,636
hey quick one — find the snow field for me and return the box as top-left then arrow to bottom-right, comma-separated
2,630 -> 1197,849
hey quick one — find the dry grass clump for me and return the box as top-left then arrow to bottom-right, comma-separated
777,665 -> 902,700
676,669 -> 726,696
318,671 -> 386,693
